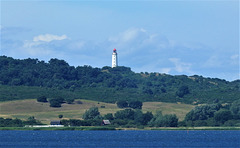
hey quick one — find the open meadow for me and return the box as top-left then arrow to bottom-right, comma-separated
0,99 -> 195,124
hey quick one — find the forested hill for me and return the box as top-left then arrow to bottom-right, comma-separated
0,56 -> 239,104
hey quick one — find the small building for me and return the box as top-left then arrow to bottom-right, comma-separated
50,120 -> 61,125
102,120 -> 111,125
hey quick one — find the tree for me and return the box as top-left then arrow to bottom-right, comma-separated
161,114 -> 178,127
193,120 -> 207,127
58,115 -> 63,119
129,101 -> 143,109
185,104 -> 222,121
176,85 -> 189,97
49,99 -> 62,107
25,116 -> 39,125
66,98 -> 74,104
117,100 -> 128,108
104,113 -> 114,120
143,88 -> 153,95
37,96 -> 48,102
214,109 -> 233,124
161,87 -> 166,93
0,118 -> 24,127
230,99 -> 240,118
55,96 -> 65,103
82,107 -> 101,120
149,111 -> 178,127
114,109 -> 135,120
148,111 -> 163,126
142,111 -> 153,125
133,110 -> 144,124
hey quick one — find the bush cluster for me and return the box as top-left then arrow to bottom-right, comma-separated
117,100 -> 143,109
60,107 -> 178,128
37,95 -> 75,108
0,116 -> 43,127
181,100 -> 240,127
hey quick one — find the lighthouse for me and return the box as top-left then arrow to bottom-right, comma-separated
112,48 -> 118,68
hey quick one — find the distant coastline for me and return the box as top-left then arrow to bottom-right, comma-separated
0,126 -> 240,131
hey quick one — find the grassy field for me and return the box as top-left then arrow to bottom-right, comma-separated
0,99 -> 195,124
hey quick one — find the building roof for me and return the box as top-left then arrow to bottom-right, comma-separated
102,120 -> 111,125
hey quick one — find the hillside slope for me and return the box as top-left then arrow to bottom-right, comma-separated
0,56 -> 239,104
0,99 -> 195,123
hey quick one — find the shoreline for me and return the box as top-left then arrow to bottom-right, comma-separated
0,126 -> 240,131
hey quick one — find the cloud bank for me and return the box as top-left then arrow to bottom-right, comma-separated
33,34 -> 68,42
1,27 -> 239,81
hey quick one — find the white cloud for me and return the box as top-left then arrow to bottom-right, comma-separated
23,47 -> 53,56
230,54 -> 239,65
159,68 -> 171,74
121,28 -> 146,42
108,28 -> 171,59
2,27 -> 238,81
109,28 -> 147,43
68,41 -> 85,50
203,56 -> 222,68
21,33 -> 68,55
231,54 -> 239,60
169,58 -> 193,74
23,40 -> 41,48
33,34 -> 68,42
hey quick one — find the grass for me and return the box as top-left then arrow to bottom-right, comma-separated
0,99 -> 122,124
0,99 -> 195,124
142,102 -> 195,120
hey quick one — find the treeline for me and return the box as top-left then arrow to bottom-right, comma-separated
0,56 -> 239,104
61,107 -> 178,128
0,116 -> 42,127
61,99 -> 240,128
117,100 -> 143,109
180,99 -> 240,127
1,99 -> 239,127
37,96 -> 75,107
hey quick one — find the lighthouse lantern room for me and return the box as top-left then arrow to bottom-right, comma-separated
112,48 -> 118,68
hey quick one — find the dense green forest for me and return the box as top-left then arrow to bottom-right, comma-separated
0,56 -> 239,104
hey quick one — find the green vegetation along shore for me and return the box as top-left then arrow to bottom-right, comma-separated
1,98 -> 240,128
0,126 -> 239,131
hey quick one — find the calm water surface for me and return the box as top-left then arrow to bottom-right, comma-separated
0,130 -> 239,147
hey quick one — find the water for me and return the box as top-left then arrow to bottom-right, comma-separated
0,130 -> 239,147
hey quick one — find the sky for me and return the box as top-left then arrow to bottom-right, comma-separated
1,0 -> 239,81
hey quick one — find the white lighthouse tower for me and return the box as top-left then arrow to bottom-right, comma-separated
112,48 -> 118,68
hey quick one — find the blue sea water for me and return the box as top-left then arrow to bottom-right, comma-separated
0,130 -> 239,147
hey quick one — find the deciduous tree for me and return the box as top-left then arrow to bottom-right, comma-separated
82,107 -> 101,120
37,96 -> 48,102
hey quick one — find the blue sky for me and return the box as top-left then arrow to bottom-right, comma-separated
1,0 -> 239,81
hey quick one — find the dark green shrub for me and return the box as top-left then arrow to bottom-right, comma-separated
117,100 -> 128,108
129,101 -> 143,109
104,113 -> 114,120
66,98 -> 74,104
37,96 -> 48,102
214,109 -> 233,124
82,107 -> 100,120
49,99 -> 62,107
